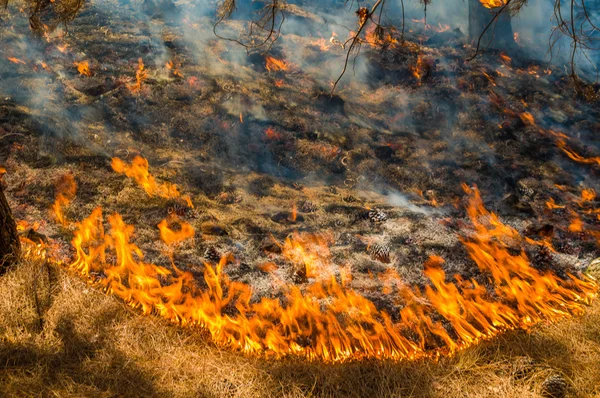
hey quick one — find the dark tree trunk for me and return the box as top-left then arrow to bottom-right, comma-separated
469,0 -> 516,51
0,184 -> 20,273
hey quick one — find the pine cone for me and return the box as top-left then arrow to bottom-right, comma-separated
511,356 -> 536,380
368,208 -> 388,224
541,374 -> 568,398
368,244 -> 391,263
517,180 -> 535,200
204,246 -> 221,263
299,200 -> 318,213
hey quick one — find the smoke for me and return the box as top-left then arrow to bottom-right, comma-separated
386,190 -> 445,215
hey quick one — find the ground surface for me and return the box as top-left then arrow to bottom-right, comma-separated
0,0 -> 600,395
0,259 -> 599,397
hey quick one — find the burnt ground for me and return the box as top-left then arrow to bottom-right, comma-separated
0,0 -> 599,310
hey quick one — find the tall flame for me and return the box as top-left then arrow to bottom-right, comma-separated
127,58 -> 147,93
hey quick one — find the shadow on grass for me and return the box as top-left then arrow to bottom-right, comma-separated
0,313 -> 160,397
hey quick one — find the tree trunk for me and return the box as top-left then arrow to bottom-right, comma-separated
469,0 -> 516,51
0,184 -> 20,273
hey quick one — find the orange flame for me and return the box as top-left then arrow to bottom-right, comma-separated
265,56 -> 289,72
158,216 -> 195,246
111,156 -> 191,205
127,58 -> 148,93
411,53 -> 427,81
546,198 -> 565,210
51,170 -> 596,362
7,57 -> 26,65
75,60 -> 91,77
480,0 -> 507,8
51,173 -> 77,226
556,139 -> 600,166
166,60 -> 184,78
519,112 -> 536,126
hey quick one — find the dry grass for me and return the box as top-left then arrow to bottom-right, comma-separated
0,259 -> 598,398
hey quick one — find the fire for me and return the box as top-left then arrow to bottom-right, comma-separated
265,56 -> 289,72
499,53 -> 512,66
111,156 -> 191,205
157,216 -> 195,246
411,53 -> 427,81
43,162 -> 596,362
265,127 -> 282,140
479,0 -> 507,8
16,220 -> 41,232
75,60 -> 91,77
166,60 -> 184,78
310,37 -> 330,51
546,198 -> 565,210
51,173 -> 77,226
0,166 -> 6,179
514,32 -> 520,44
519,112 -> 536,126
280,232 -> 332,280
556,139 -> 600,166
7,57 -> 26,65
127,58 -> 148,93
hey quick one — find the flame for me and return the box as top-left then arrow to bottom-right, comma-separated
411,53 -> 427,81
111,156 -> 190,205
265,56 -> 289,72
16,220 -> 41,232
157,216 -> 195,246
7,57 -> 26,65
499,53 -> 512,66
75,60 -> 91,77
166,60 -> 184,78
479,0 -> 507,8
310,37 -> 330,51
568,212 -> 584,233
127,58 -> 148,93
265,127 -> 282,140
291,203 -> 298,223
546,198 -> 565,210
578,188 -> 596,205
0,166 -> 5,179
51,173 -> 77,226
44,167 -> 594,362
556,139 -> 600,166
519,112 -> 536,126
513,32 -> 520,44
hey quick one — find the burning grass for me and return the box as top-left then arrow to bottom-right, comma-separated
0,255 -> 598,396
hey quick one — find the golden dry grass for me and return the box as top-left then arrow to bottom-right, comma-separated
0,259 -> 598,398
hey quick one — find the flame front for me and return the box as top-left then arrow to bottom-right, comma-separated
49,162 -> 597,362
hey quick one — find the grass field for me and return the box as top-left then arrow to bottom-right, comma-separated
0,258 -> 598,398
